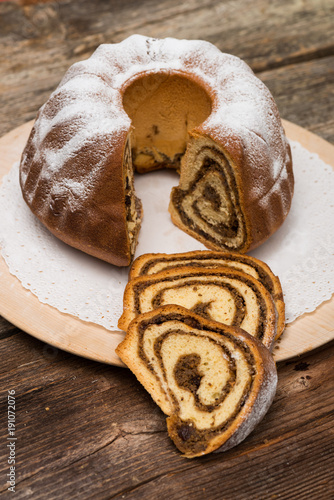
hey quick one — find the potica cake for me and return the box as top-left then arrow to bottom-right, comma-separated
19,35 -> 293,266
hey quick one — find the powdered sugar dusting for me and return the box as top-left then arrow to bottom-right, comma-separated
18,34 -> 293,266
43,34 -> 286,186
4,36 -> 332,329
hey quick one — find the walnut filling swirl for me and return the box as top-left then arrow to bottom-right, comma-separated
127,251 -> 284,340
116,306 -> 278,458
171,146 -> 248,251
123,133 -> 142,257
151,280 -> 246,327
137,320 -> 256,455
138,253 -> 275,296
132,273 -> 268,342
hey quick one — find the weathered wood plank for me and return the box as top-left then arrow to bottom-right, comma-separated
0,316 -> 17,338
0,325 -> 333,498
1,0 -> 333,139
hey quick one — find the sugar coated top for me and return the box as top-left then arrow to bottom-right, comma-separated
21,35 -> 291,211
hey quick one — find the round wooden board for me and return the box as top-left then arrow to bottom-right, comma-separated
0,119 -> 333,365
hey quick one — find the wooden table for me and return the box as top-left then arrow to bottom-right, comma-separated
0,1 -> 333,498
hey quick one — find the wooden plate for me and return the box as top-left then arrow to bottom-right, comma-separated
0,120 -> 333,366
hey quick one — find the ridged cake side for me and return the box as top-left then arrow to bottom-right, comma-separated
20,35 -> 293,265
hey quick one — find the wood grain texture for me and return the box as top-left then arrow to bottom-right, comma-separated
0,0 -> 333,139
0,0 -> 334,498
0,330 -> 333,499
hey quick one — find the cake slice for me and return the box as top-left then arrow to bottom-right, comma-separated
118,266 -> 277,350
116,305 -> 278,458
129,250 -> 285,339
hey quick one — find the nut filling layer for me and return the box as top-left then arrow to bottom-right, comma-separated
118,267 -> 277,349
123,135 -> 142,255
171,147 -> 247,251
156,330 -> 254,455
116,306 -> 278,458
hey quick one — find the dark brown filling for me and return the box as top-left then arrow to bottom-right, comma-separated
133,148 -> 184,173
137,310 -> 256,388
153,330 -> 240,411
147,327 -> 255,455
192,160 -> 239,239
168,369 -> 253,456
174,353 -> 203,396
166,339 -> 255,455
171,147 -> 247,250
123,137 -> 142,254
202,183 -> 221,211
173,347 -> 237,413
190,300 -> 213,319
134,272 -> 267,340
139,255 -> 275,298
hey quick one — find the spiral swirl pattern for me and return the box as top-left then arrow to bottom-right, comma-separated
118,266 -> 277,349
129,250 -> 285,339
116,305 -> 278,457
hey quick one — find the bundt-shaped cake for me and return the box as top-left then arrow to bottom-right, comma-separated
19,35 -> 294,266
118,266 -> 277,349
129,250 -> 285,339
116,305 -> 278,458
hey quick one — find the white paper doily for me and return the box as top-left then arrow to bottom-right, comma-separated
0,139 -> 333,331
